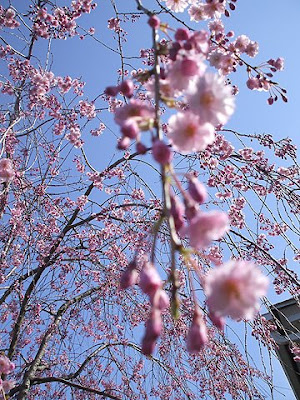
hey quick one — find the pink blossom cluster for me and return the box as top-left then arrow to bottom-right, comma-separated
0,44 -> 12,59
228,197 -> 246,229
251,316 -> 277,351
112,95 -> 155,151
57,76 -> 79,94
0,354 -> 15,394
105,10 -> 272,361
208,35 -> 259,75
107,17 -> 121,33
246,57 -> 286,104
107,26 -> 236,156
0,7 -> 20,29
90,123 -> 106,136
0,158 -> 14,183
29,70 -> 56,106
33,1 -> 96,39
139,261 -> 169,355
163,28 -> 235,154
171,174 -> 229,250
189,0 -> 226,20
66,124 -> 83,148
120,259 -> 169,355
79,100 -> 96,119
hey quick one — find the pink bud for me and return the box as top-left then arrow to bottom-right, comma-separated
274,57 -> 284,71
5,9 -> 16,19
120,266 -> 138,289
170,195 -> 185,232
148,15 -> 160,29
142,309 -> 162,355
246,77 -> 259,90
152,140 -> 173,166
104,85 -> 119,97
184,201 -> 198,221
169,42 -> 181,61
181,59 -> 199,77
175,28 -> 190,41
139,262 -> 162,296
117,136 -> 130,150
141,336 -> 156,355
150,289 -> 170,311
121,119 -> 139,139
188,176 -> 207,204
208,311 -> 225,331
119,80 -> 134,98
136,142 -> 147,154
186,310 -> 208,354
183,41 -> 193,51
145,309 -> 162,339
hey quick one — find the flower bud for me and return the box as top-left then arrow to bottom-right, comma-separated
139,262 -> 162,296
188,176 -> 207,204
175,28 -> 190,41
119,80 -> 134,98
120,260 -> 138,289
121,119 -> 139,139
170,195 -> 185,232
246,77 -> 259,90
136,142 -> 147,155
208,311 -> 225,331
150,289 -> 170,311
186,309 -> 208,354
148,15 -> 160,29
141,309 -> 162,355
117,136 -> 131,150
141,336 -> 156,355
145,309 -> 162,339
104,85 -> 119,97
152,140 -> 173,166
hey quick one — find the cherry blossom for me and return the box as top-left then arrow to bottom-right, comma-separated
0,158 -> 14,182
114,99 -> 155,128
204,260 -> 269,320
164,0 -> 190,13
167,111 -> 215,153
186,73 -> 235,126
166,52 -> 206,92
182,210 -> 229,249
